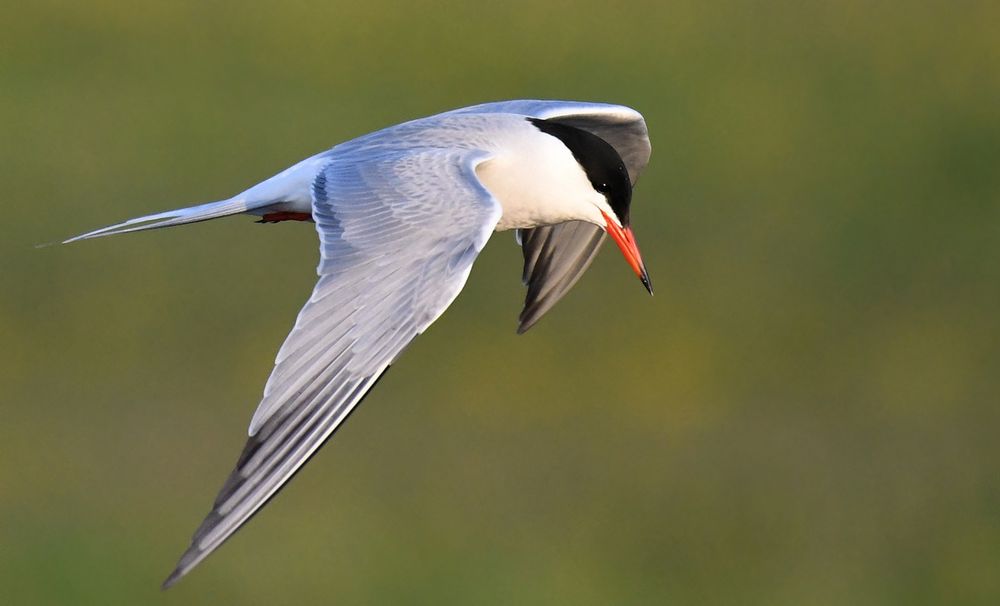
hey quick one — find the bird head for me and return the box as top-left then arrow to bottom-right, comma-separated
529,118 -> 652,294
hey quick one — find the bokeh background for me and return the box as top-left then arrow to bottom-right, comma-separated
3,1 -> 999,604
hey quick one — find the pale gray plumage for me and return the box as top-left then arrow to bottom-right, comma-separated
163,145 -> 501,588
64,100 -> 651,588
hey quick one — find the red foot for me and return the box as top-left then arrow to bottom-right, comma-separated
258,212 -> 315,223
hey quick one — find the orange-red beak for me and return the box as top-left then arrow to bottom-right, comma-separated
601,211 -> 652,294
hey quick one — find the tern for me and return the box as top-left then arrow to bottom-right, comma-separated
66,100 -> 652,587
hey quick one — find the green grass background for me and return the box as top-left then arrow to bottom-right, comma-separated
2,1 -> 999,604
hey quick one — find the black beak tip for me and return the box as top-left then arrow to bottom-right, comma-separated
640,271 -> 653,296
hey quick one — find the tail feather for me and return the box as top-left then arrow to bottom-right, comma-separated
63,198 -> 253,244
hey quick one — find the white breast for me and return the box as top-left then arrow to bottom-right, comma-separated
475,122 -> 605,232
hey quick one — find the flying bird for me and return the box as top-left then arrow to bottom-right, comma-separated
65,100 -> 652,587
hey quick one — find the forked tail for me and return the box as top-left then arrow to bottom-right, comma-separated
62,152 -> 330,244
63,197 -> 256,244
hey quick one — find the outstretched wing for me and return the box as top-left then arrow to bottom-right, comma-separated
163,147 -> 501,587
477,102 -> 651,332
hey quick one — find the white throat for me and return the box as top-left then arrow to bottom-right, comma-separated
476,124 -> 608,232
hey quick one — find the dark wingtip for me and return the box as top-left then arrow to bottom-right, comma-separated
161,568 -> 184,590
160,545 -> 200,590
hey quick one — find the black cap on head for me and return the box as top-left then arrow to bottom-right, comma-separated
528,117 -> 633,226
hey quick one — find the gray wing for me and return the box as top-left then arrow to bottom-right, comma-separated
163,147 -> 501,588
515,221 -> 605,333
481,102 -> 651,332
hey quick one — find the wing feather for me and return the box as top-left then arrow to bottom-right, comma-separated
163,146 -> 500,588
516,221 -> 606,333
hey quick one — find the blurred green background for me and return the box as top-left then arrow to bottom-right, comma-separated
2,1 -> 999,604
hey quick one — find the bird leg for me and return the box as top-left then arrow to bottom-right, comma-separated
257,212 -> 315,223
